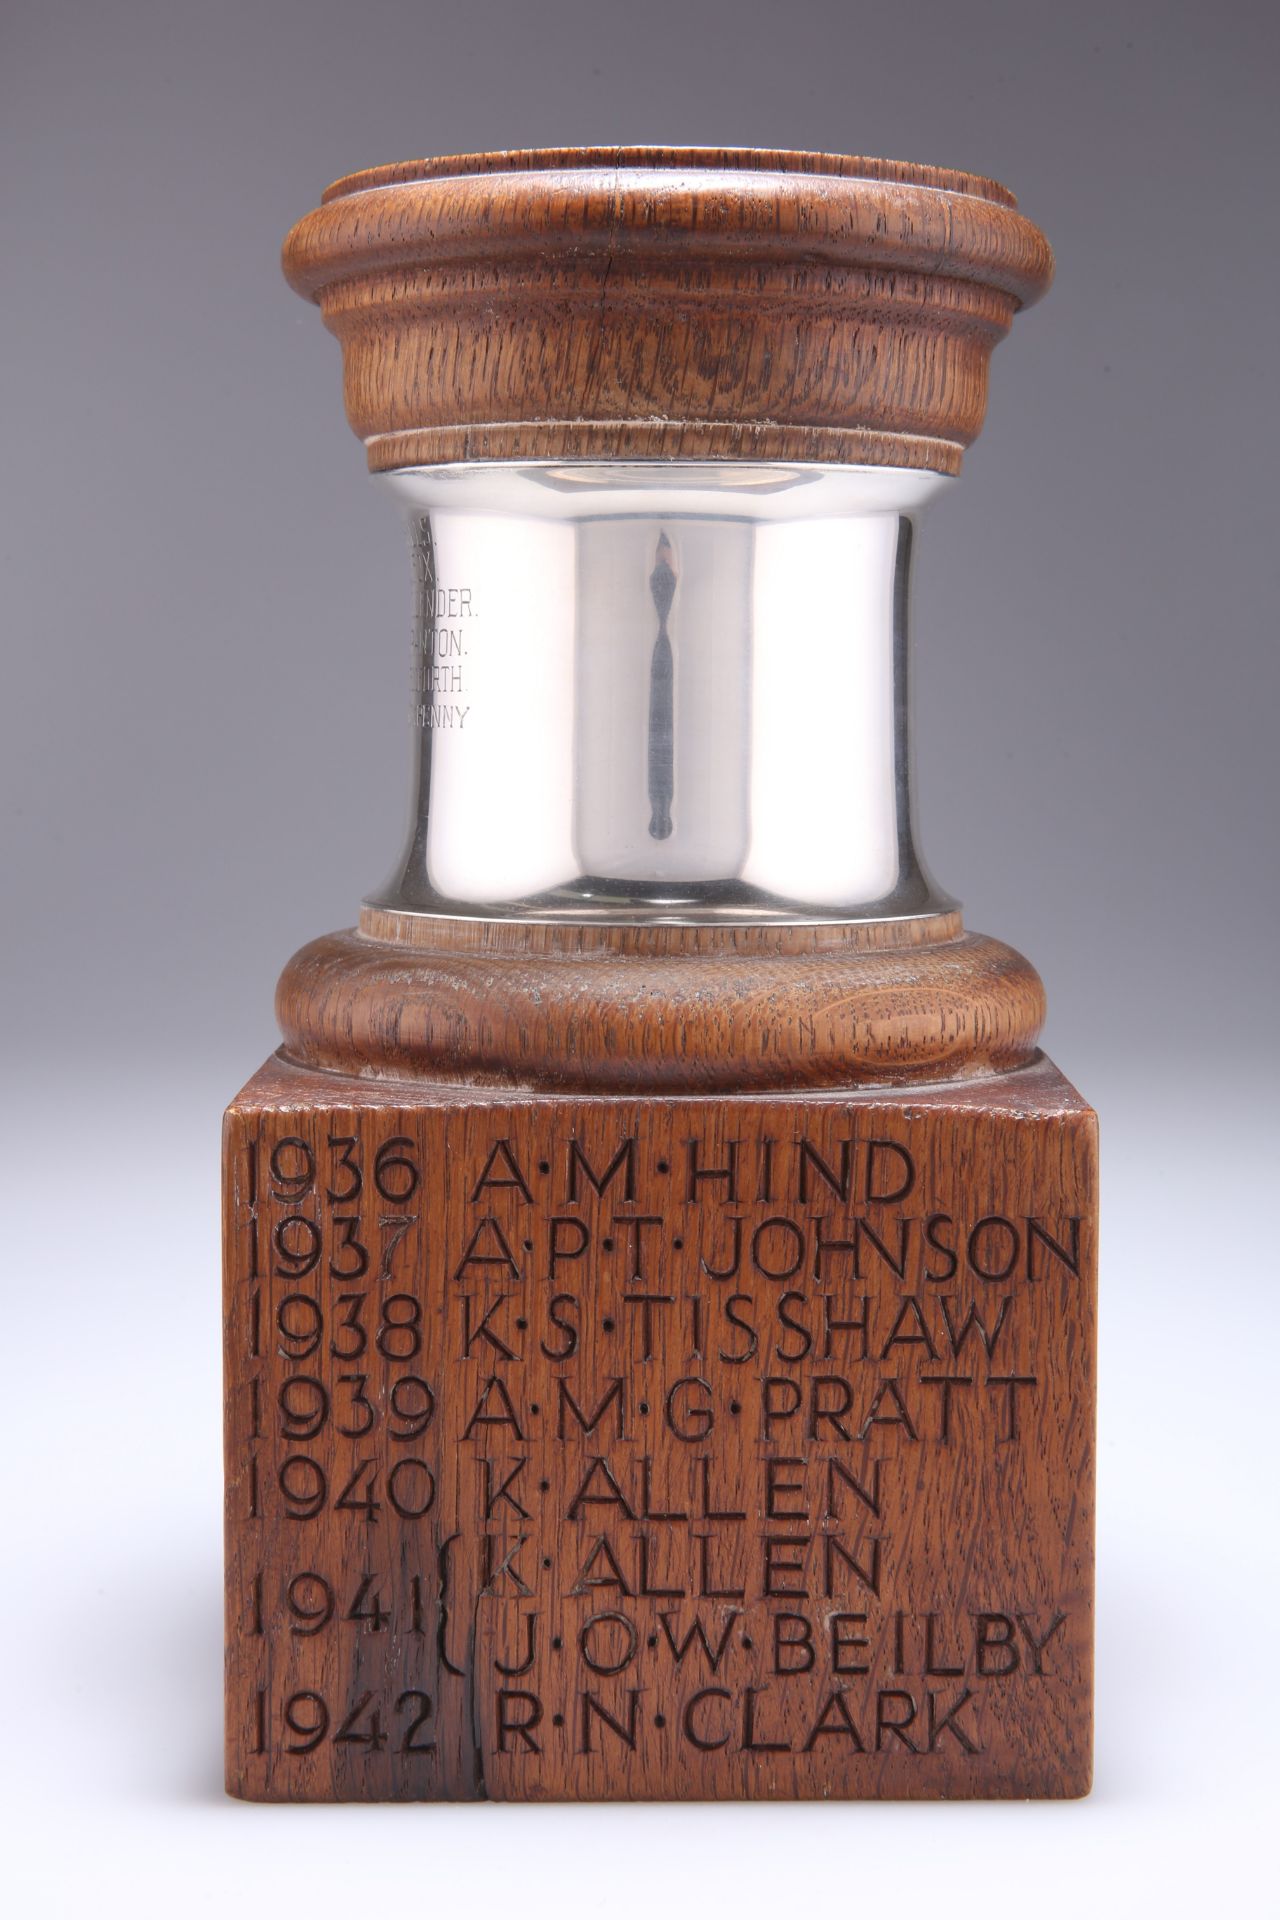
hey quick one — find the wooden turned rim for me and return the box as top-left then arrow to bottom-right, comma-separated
276,918 -> 1045,1094
282,145 -> 1053,477
319,146 -> 1023,208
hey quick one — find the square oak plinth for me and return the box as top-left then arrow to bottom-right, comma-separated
224,1054 -> 1095,1800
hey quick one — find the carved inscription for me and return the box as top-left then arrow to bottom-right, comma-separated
224,1082 -> 1096,1799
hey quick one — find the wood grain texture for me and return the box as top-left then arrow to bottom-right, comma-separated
274,918 -> 1045,1092
281,147 -> 1053,475
224,1052 -> 1095,1801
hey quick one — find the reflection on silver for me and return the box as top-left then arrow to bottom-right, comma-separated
369,462 -> 956,925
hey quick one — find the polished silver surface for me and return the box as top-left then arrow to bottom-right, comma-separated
369,461 -> 956,925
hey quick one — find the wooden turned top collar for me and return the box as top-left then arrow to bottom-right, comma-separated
283,145 -> 1053,476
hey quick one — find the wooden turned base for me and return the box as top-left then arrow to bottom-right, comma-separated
274,912 -> 1046,1092
224,976 -> 1096,1800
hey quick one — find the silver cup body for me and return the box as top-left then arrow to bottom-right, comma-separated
372,462 -> 953,926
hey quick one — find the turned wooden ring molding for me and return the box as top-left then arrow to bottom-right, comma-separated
282,146 -> 1053,476
276,919 -> 1045,1093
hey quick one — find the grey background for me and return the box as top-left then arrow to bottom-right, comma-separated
5,0 -> 1277,1077
2,2 -> 1276,1916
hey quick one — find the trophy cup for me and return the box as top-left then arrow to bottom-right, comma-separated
224,148 -> 1095,1801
